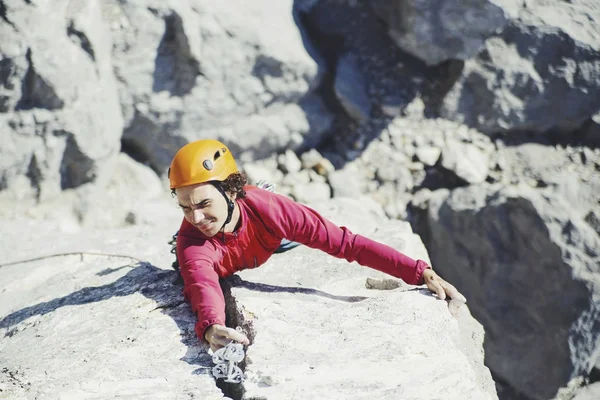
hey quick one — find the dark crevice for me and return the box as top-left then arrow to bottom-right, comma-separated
295,9 -> 346,117
16,49 -> 64,111
25,154 -> 42,200
294,6 -> 359,159
1,1 -> 13,27
121,109 -> 188,175
413,157 -> 471,192
153,11 -> 202,96
422,59 -> 465,118
588,367 -> 600,384
0,57 -> 16,112
217,277 -> 256,400
67,21 -> 96,62
120,137 -> 153,167
490,121 -> 600,149
56,130 -> 96,190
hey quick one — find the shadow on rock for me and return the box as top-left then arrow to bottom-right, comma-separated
0,262 -> 212,374
225,274 -> 368,303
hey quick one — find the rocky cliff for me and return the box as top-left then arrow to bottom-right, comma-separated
1,0 -> 599,399
1,198 -> 496,399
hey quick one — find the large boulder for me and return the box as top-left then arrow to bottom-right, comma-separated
0,217 -> 228,399
107,0 -> 332,171
424,183 -> 600,399
0,0 -> 123,201
0,197 -> 497,399
369,0 -> 508,66
441,0 -> 600,134
234,197 -> 498,399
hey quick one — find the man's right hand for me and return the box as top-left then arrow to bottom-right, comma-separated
204,324 -> 250,352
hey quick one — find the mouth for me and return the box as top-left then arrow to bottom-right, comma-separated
196,220 -> 215,230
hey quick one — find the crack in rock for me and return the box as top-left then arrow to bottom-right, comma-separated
217,277 -> 257,400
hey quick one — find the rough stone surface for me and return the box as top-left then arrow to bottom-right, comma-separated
0,0 -> 123,200
334,52 -> 371,121
2,0 -> 600,398
0,198 -> 497,400
0,218 -> 226,400
231,197 -> 497,399
441,0 -> 600,134
424,184 -> 600,400
440,139 -> 490,184
572,382 -> 600,400
107,0 -> 331,170
370,0 -> 508,66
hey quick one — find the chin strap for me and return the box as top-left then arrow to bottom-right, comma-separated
211,182 -> 235,232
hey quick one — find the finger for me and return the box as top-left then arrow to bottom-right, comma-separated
212,336 -> 231,349
223,327 -> 250,345
443,282 -> 467,303
435,282 -> 446,300
428,278 -> 446,300
426,279 -> 445,300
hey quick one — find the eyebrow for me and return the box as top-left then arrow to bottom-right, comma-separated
178,198 -> 211,208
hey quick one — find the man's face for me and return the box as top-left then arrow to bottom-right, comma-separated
176,183 -> 229,237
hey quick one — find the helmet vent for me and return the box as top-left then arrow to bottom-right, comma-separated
214,150 -> 221,160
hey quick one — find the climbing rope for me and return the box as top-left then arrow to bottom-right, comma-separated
0,252 -> 144,269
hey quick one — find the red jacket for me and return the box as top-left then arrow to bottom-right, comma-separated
176,186 -> 431,341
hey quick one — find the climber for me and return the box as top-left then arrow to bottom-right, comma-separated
169,139 -> 466,352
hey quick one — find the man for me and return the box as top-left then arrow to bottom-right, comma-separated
169,139 -> 466,351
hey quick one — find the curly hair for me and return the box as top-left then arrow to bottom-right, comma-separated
170,172 -> 248,199
217,172 -> 248,199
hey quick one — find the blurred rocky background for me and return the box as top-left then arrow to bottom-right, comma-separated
1,0 -> 599,399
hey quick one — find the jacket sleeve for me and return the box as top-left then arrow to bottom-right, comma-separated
263,192 -> 430,285
176,227 -> 226,341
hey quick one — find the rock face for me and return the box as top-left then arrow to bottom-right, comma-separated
424,184 -> 600,400
2,0 -> 600,399
370,0 -> 508,66
0,218 -> 227,399
0,200 -> 497,399
107,0 -> 331,171
232,197 -> 497,399
0,0 -> 123,201
440,0 -> 600,134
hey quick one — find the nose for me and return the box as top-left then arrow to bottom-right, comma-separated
191,209 -> 205,224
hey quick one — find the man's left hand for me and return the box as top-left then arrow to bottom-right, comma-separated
422,269 -> 466,303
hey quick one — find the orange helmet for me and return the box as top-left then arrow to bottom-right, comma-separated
169,139 -> 238,189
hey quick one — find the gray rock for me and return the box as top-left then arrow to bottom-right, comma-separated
329,162 -> 370,199
0,198 -> 497,400
290,181 -> 331,204
242,160 -> 283,188
0,0 -> 123,200
230,197 -> 497,399
300,148 -> 335,177
278,149 -> 302,174
0,218 -> 224,399
441,1 -> 600,134
334,52 -> 371,121
109,0 -> 328,172
370,0 -> 508,66
416,146 -> 442,167
572,382 -> 600,400
425,184 -> 600,399
441,140 -> 489,184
